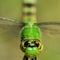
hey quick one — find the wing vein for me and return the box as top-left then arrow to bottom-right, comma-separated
38,22 -> 60,25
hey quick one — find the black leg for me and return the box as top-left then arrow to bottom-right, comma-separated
31,56 -> 36,60
23,55 -> 28,60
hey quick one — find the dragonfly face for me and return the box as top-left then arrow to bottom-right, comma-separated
25,40 -> 39,56
20,40 -> 43,56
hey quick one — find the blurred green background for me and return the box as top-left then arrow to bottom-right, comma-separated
0,0 -> 60,60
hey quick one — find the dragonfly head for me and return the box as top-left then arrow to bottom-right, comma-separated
20,40 -> 43,56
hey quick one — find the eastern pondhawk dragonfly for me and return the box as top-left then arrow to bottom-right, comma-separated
0,0 -> 60,60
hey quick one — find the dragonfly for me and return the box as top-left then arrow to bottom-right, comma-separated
0,0 -> 60,60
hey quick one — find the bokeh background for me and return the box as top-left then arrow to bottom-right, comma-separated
0,0 -> 60,60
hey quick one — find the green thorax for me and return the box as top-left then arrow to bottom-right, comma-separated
21,24 -> 41,40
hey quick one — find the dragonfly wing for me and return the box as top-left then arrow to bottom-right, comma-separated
37,22 -> 60,34
0,17 -> 20,23
37,22 -> 60,25
0,17 -> 21,39
0,17 -> 26,28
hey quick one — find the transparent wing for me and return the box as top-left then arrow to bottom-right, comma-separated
0,17 -> 19,23
0,17 -> 21,39
0,17 -> 20,25
37,22 -> 60,34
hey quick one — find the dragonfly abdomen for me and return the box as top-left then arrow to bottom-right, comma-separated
22,0 -> 37,24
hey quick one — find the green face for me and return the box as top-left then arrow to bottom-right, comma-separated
21,40 -> 43,56
24,40 -> 39,56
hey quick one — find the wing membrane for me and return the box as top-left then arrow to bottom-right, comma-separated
0,17 -> 25,28
0,17 -> 20,39
0,17 -> 21,36
39,22 -> 60,34
38,22 -> 60,25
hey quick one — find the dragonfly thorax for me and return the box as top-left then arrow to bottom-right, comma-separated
21,24 -> 41,40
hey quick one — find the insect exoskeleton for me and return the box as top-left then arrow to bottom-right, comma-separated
20,39 -> 43,56
20,24 -> 43,56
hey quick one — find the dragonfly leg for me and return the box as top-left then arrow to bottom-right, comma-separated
23,55 -> 28,60
23,55 -> 37,60
31,56 -> 36,60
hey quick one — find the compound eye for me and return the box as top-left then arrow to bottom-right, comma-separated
24,41 -> 30,47
34,41 -> 39,47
